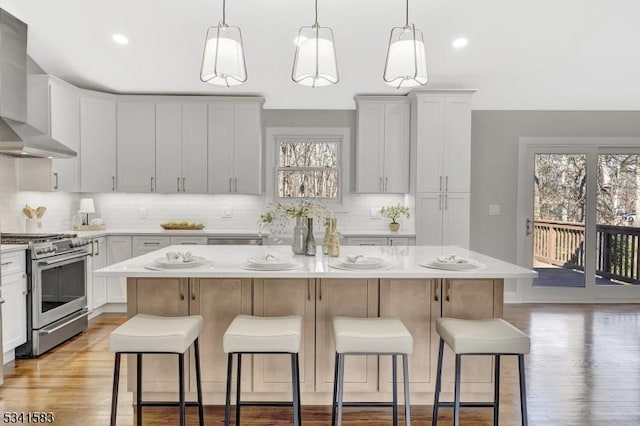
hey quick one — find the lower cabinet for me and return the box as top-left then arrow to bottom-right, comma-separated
90,237 -> 107,310
126,277 -> 503,400
106,236 -> 132,303
1,269 -> 27,356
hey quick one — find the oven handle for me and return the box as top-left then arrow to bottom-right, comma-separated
40,310 -> 89,335
38,252 -> 90,266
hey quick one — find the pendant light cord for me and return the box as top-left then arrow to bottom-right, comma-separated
222,0 -> 226,24
405,0 -> 409,26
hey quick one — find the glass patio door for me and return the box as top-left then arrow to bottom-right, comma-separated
518,139 -> 640,302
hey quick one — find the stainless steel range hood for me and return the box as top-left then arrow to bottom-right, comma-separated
0,9 -> 75,158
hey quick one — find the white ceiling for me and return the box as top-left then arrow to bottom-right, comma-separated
2,0 -> 639,110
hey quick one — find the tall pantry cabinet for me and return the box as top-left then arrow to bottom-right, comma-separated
411,91 -> 474,247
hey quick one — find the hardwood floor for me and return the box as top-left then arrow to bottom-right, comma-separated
1,304 -> 640,425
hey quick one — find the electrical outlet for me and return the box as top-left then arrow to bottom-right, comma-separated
489,205 -> 501,216
370,208 -> 381,219
222,207 -> 232,218
139,207 -> 147,218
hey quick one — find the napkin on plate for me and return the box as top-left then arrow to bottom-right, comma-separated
436,255 -> 471,264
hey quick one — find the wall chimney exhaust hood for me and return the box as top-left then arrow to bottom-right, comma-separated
0,9 -> 76,158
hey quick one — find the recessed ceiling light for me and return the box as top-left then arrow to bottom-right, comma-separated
452,37 -> 468,49
112,34 -> 129,45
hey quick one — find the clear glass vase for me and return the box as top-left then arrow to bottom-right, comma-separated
292,216 -> 307,255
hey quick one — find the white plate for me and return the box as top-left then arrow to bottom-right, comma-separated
239,262 -> 301,271
334,257 -> 384,269
153,256 -> 207,269
145,260 -> 213,271
247,256 -> 294,268
419,259 -> 485,271
329,260 -> 395,271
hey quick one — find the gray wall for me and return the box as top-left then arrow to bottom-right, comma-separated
471,111 -> 640,262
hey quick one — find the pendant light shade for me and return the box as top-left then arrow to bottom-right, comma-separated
292,0 -> 339,87
200,0 -> 247,87
383,0 -> 428,88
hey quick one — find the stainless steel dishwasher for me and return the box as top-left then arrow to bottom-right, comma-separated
207,236 -> 264,245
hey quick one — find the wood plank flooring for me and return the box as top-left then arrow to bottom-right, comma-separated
1,304 -> 640,425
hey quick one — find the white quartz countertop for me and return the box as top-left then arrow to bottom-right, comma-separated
96,245 -> 537,279
70,229 -> 415,239
1,244 -> 28,254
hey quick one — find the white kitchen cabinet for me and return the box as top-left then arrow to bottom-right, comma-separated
169,236 -> 207,245
106,236 -> 132,303
416,192 -> 470,247
155,102 -> 208,194
117,100 -> 156,193
355,96 -> 409,193
132,236 -> 171,257
412,92 -> 473,194
91,237 -> 107,309
1,251 -> 27,363
80,91 -> 117,192
208,99 -> 263,194
344,236 -> 416,246
21,76 -> 80,192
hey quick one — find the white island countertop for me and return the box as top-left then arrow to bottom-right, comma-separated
96,245 -> 536,279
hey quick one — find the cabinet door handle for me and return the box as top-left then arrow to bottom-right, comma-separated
150,177 -> 154,192
191,285 -> 196,301
445,176 -> 449,192
95,240 -> 100,256
112,176 -> 116,191
0,261 -> 12,266
319,281 -> 322,301
53,172 -> 59,190
229,178 -> 232,192
307,280 -> 311,301
434,281 -> 440,301
143,242 -> 160,246
439,175 -> 442,192
445,282 -> 451,302
385,177 -> 389,192
379,177 -> 383,192
177,177 -> 181,192
182,177 -> 186,192
179,282 -> 185,301
234,178 -> 238,193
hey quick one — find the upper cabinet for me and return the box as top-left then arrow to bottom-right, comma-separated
117,99 -> 156,193
22,76 -> 80,192
355,96 -> 410,193
208,99 -> 264,194
155,102 -> 208,194
411,92 -> 473,193
79,90 -> 116,193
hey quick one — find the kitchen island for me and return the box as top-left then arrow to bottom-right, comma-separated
97,245 -> 536,405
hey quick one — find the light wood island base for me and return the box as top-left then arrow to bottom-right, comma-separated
125,277 -> 504,405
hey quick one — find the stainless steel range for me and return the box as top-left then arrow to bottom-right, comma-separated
1,233 -> 91,357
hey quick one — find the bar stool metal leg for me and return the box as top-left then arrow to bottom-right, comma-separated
494,355 -> 501,426
336,354 -> 345,426
236,354 -> 243,426
432,338 -> 444,426
453,354 -> 462,426
137,354 -> 142,426
392,355 -> 398,426
224,353 -> 233,426
331,353 -> 339,426
519,354 -> 528,426
179,353 -> 186,426
402,354 -> 411,426
291,353 -> 301,426
110,353 -> 121,426
194,339 -> 204,426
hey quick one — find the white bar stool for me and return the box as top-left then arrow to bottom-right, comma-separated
109,314 -> 204,426
332,316 -> 413,426
433,317 -> 531,426
223,315 -> 303,426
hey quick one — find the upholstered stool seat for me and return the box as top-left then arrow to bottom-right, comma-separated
332,317 -> 413,426
433,317 -> 531,426
109,314 -> 204,426
223,315 -> 303,426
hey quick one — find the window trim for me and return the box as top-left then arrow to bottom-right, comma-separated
266,127 -> 350,207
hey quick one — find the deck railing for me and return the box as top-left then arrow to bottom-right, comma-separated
533,220 -> 640,284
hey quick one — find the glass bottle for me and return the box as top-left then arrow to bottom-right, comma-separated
326,218 -> 340,257
292,216 -> 307,255
322,218 -> 330,255
305,217 -> 316,256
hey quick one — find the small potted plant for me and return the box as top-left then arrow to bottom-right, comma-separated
379,204 -> 410,232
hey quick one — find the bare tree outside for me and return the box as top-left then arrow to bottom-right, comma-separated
277,137 -> 340,199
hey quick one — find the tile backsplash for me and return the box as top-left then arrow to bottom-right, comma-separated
1,157 -> 414,234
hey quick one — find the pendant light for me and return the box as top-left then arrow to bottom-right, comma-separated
383,0 -> 428,88
200,0 -> 247,87
292,0 -> 339,87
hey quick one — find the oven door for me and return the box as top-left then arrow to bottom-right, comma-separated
32,251 -> 89,329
